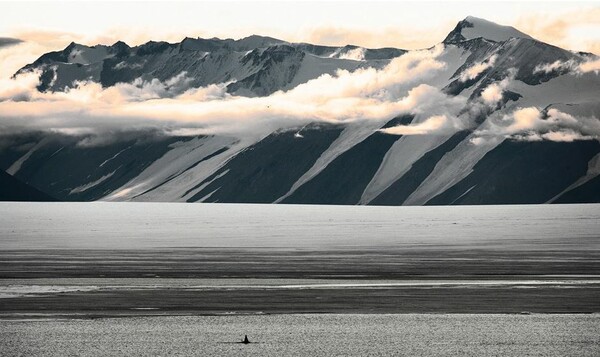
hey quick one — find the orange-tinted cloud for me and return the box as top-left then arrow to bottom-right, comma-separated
515,7 -> 600,54
297,24 -> 451,50
9,21 -> 452,52
0,45 -> 466,140
475,107 -> 600,142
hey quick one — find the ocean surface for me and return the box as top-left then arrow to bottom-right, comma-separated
1,203 -> 599,355
2,314 -> 599,356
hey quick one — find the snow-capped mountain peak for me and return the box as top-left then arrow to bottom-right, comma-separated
444,16 -> 533,44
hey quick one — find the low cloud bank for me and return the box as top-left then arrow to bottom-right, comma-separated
0,45 -> 469,142
474,107 -> 600,143
1,40 -> 598,147
382,70 -> 515,137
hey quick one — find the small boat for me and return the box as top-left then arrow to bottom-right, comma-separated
242,335 -> 250,344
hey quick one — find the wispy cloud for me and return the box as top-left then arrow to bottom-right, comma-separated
0,37 -> 22,48
534,58 -> 600,75
534,59 -> 576,74
379,114 -> 461,136
300,25 -> 448,50
459,55 -> 497,82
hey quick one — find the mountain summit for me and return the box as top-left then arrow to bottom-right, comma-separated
15,34 -> 405,95
444,16 -> 533,43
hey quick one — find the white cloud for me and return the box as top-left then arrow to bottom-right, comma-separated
534,59 -> 575,74
380,115 -> 452,135
541,129 -> 595,142
338,47 -> 366,61
474,107 -> 600,142
480,76 -> 511,106
469,136 -> 487,146
534,58 -> 600,75
0,70 -> 41,101
0,41 -> 56,79
459,55 -> 497,82
506,107 -> 542,132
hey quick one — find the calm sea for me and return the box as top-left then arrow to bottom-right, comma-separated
1,203 -> 599,356
1,314 -> 599,356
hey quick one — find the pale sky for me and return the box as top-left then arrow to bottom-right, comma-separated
1,1 -> 599,53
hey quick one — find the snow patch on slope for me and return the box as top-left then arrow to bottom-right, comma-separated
70,171 -> 115,194
403,133 -> 504,205
7,140 -> 46,176
177,139 -> 260,202
418,44 -> 466,88
547,152 -> 600,203
359,131 -> 458,205
193,170 -> 230,202
508,72 -> 600,106
99,146 -> 132,167
275,120 -> 386,203
103,136 -> 239,202
68,45 -> 110,65
285,53 -> 363,90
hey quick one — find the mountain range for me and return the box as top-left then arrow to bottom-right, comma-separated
1,16 -> 599,204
